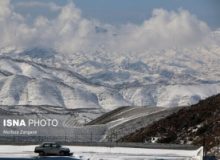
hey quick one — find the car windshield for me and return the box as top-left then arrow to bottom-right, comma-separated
42,143 -> 50,147
52,144 -> 61,148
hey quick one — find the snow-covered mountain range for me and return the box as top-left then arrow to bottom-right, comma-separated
0,30 -> 220,111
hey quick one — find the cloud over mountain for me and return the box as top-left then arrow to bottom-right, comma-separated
0,0 -> 213,54
116,9 -> 210,52
0,1 -> 220,110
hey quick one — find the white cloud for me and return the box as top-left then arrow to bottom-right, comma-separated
0,0 -> 32,50
15,1 -> 61,11
0,0 -> 10,18
32,2 -> 95,53
0,0 -> 214,55
113,9 -> 210,52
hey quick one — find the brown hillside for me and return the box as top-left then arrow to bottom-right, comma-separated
120,94 -> 220,154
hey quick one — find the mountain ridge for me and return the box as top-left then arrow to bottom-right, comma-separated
0,41 -> 220,110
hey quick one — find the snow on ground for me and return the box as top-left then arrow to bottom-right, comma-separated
0,145 -> 203,160
101,107 -> 181,142
1,38 -> 220,110
157,84 -> 220,107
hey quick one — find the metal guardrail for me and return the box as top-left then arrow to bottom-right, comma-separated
0,135 -> 105,145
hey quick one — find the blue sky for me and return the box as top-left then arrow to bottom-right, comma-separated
12,0 -> 220,29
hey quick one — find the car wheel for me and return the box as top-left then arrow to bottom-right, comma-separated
60,151 -> 65,156
39,151 -> 45,156
65,152 -> 70,156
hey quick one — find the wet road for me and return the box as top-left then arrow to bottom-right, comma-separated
0,157 -> 80,160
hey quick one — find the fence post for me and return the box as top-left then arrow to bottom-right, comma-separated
90,132 -> 93,142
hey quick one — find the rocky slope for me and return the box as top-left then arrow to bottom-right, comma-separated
119,94 -> 220,155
